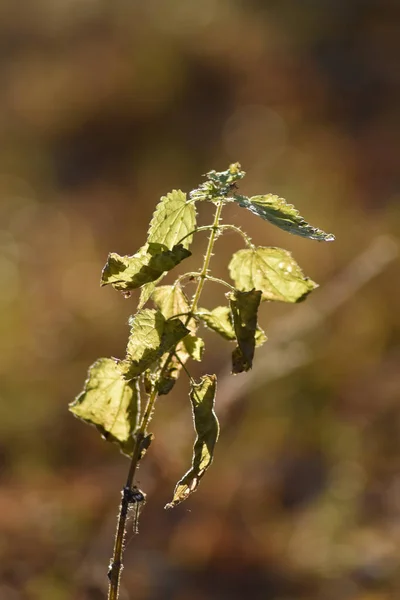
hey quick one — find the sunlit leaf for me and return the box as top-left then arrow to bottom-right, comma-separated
101,243 -> 191,292
152,285 -> 192,325
233,194 -> 335,241
120,309 -> 190,379
69,358 -> 140,456
151,285 -> 203,394
190,162 -> 246,202
165,375 -> 219,508
183,334 -> 205,361
138,190 -> 197,306
147,189 -> 197,250
229,247 -> 317,303
228,289 -> 262,373
156,332 -> 204,396
197,305 -> 266,347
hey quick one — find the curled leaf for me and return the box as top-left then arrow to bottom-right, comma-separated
228,289 -> 262,373
101,243 -> 191,292
197,305 -> 266,347
69,358 -> 140,456
229,246 -> 317,303
233,194 -> 335,241
165,375 -> 219,508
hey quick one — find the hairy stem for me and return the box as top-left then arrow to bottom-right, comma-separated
108,201 -> 224,600
190,200 -> 224,313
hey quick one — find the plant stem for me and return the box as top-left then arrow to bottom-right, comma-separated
107,200 -> 224,600
219,224 -> 253,247
190,200 -> 224,313
108,387 -> 157,600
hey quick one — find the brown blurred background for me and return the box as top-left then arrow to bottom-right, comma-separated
0,1 -> 400,599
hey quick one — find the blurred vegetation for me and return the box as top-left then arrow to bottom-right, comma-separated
0,1 -> 399,599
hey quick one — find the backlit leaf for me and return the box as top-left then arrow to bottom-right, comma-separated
197,305 -> 267,347
165,375 -> 219,508
120,309 -> 190,379
156,332 -> 205,396
152,285 -> 192,326
69,358 -> 140,456
152,285 -> 203,394
233,194 -> 335,241
229,247 -> 317,303
190,162 -> 246,202
101,243 -> 190,292
228,289 -> 262,373
147,189 -> 197,250
138,190 -> 197,306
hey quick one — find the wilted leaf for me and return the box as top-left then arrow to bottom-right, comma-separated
165,375 -> 219,508
120,309 -> 190,379
69,358 -> 140,456
228,289 -> 262,373
197,305 -> 267,347
138,433 -> 154,460
101,243 -> 190,292
233,194 -> 335,241
229,247 -> 317,303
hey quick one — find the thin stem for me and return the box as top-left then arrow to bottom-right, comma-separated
219,224 -> 253,247
108,386 -> 157,600
203,275 -> 235,291
176,225 -> 215,247
173,351 -> 197,387
174,272 -> 201,286
190,200 -> 224,313
108,201 -> 224,600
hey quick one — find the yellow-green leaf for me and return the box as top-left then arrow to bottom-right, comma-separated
197,305 -> 266,347
101,243 -> 190,292
152,285 -> 192,325
233,194 -> 335,241
138,190 -> 197,306
156,334 -> 205,396
228,289 -> 262,373
147,189 -> 197,250
69,358 -> 140,456
229,247 -> 317,303
120,309 -> 190,379
165,375 -> 219,508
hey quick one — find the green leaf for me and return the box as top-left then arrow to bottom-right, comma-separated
165,375 -> 219,508
190,162 -> 246,202
69,358 -> 140,456
197,305 -> 266,347
156,334 -> 204,396
233,194 -> 335,241
147,189 -> 197,250
228,289 -> 262,373
138,190 -> 197,307
152,284 -> 191,323
138,279 -> 159,309
229,247 -> 317,303
101,243 -> 191,292
183,334 -> 205,362
151,284 -> 203,394
120,309 -> 190,379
